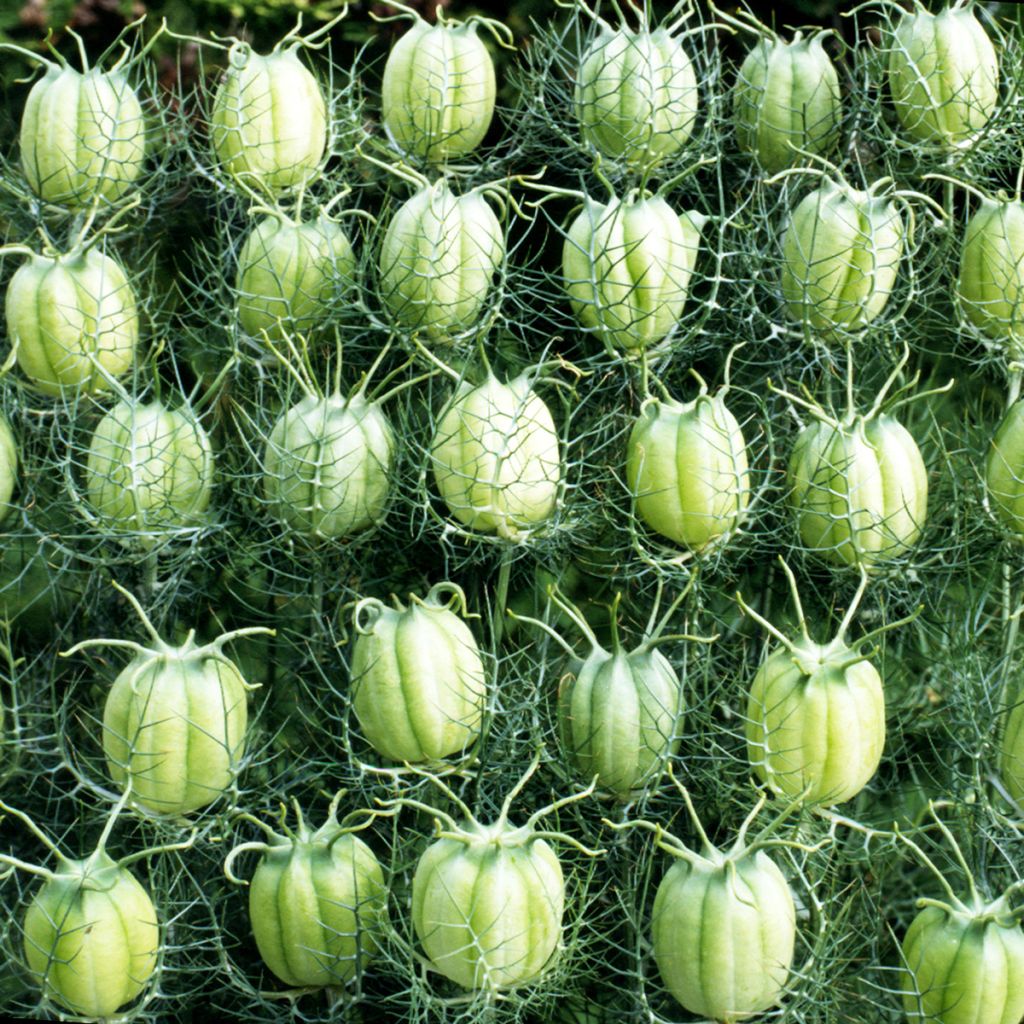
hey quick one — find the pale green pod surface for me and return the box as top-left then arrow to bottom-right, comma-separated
102,644 -> 249,814
652,850 -> 796,1020
780,180 -> 904,335
0,413 -> 17,513
249,830 -> 387,988
349,587 -> 486,763
559,645 -> 682,799
562,194 -> 704,352
986,400 -> 1024,536
999,680 -> 1024,806
20,64 -> 146,207
381,19 -> 495,163
86,399 -> 214,535
788,414 -> 928,566
237,215 -> 356,340
5,249 -> 138,395
900,905 -> 1024,1024
411,832 -> 564,990
211,44 -> 327,191
626,391 -> 749,551
430,372 -> 561,539
745,640 -> 885,805
378,180 -> 504,341
576,25 -> 698,169
958,198 -> 1024,355
263,393 -> 394,541
888,4 -> 999,150
23,853 -> 158,1017
733,32 -> 841,174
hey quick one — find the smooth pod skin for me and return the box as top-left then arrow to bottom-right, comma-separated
430,373 -> 561,540
0,414 -> 17,512
248,829 -> 387,988
381,19 -> 495,162
349,588 -> 486,762
998,681 -> 1024,806
900,903 -> 1024,1024
5,249 -> 138,395
23,853 -> 158,1017
237,214 -> 355,340
562,194 -> 704,352
262,392 -> 394,540
20,64 -> 147,207
102,642 -> 249,814
746,639 -> 885,805
559,645 -> 682,799
378,180 -> 504,341
888,4 -> 999,150
411,828 -> 564,990
780,179 -> 904,335
86,399 -> 214,535
788,414 -> 928,566
652,849 -> 796,1021
958,198 -> 1024,354
211,43 -> 327,191
576,25 -> 698,169
733,32 -> 841,174
626,391 -> 749,551
986,400 -> 1024,537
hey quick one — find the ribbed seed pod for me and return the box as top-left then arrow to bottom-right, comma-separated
349,582 -> 486,763
958,197 -> 1024,355
887,3 -> 999,150
0,414 -> 17,512
780,178 -> 904,336
20,63 -> 146,206
626,389 -> 749,551
576,24 -> 698,169
998,680 -> 1024,806
5,249 -> 138,395
85,399 -> 214,536
562,192 -> 705,353
211,42 -> 327,191
733,30 -> 841,174
262,392 -> 394,541
986,400 -> 1024,537
381,17 -> 496,162
236,214 -> 355,341
378,180 -> 503,341
430,372 -> 561,539
788,413 -> 927,566
226,797 -> 387,989
24,853 -> 158,1017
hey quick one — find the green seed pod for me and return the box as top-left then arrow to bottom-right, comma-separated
24,851 -> 158,1016
20,63 -> 147,207
85,398 -> 214,537
788,411 -> 927,567
430,372 -> 561,540
349,582 -> 486,763
5,248 -> 138,395
626,387 -> 749,552
562,192 -> 705,353
780,178 -> 904,336
576,24 -> 698,169
84,587 -> 269,815
225,796 -> 388,989
986,400 -> 1024,537
211,41 -> 327,192
957,197 -> 1024,355
262,392 -> 394,541
740,564 -> 885,807
236,213 -> 356,341
0,413 -> 17,514
732,31 -> 841,174
378,179 -> 504,341
998,681 -> 1024,806
649,793 -> 797,1021
381,16 -> 496,163
887,3 -> 999,150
